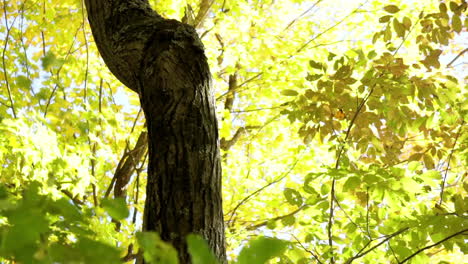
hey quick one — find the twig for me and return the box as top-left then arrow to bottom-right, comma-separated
327,85 -> 375,263
447,48 -> 468,68
230,104 -> 287,113
2,0 -> 17,118
226,151 -> 304,226
292,234 -> 324,264
296,0 -> 368,53
399,228 -> 468,264
345,227 -> 409,264
216,72 -> 263,100
246,205 -> 308,230
81,0 -> 90,103
194,0 -> 216,29
283,0 -> 322,32
439,120 -> 464,205
44,25 -> 82,117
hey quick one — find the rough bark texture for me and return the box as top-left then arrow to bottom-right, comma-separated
84,1 -> 226,263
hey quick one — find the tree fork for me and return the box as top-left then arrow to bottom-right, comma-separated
84,1 -> 226,263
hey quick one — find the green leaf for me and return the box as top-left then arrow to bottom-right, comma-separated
75,237 -> 121,264
408,161 -> 422,171
137,232 -> 179,264
15,75 -> 32,89
281,89 -> 299,96
281,215 -> 295,226
383,5 -> 400,14
101,197 -> 129,221
187,234 -> 219,264
283,188 -> 303,206
343,176 -> 361,192
48,197 -> 83,222
237,237 -> 288,264
41,51 -> 58,70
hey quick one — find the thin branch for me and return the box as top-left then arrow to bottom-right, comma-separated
283,0 -> 322,32
447,48 -> 468,68
439,120 -> 464,205
365,188 -> 371,237
230,104 -> 287,113
393,13 -> 422,56
327,85 -> 375,263
327,179 -> 336,264
226,151 -> 304,226
292,234 -> 324,264
44,25 -> 82,117
60,189 -> 84,207
345,227 -> 409,264
194,0 -> 216,29
81,0 -> 90,103
2,0 -> 17,118
296,0 -> 368,53
399,228 -> 468,264
216,72 -> 263,101
246,205 -> 308,230
333,197 -> 366,234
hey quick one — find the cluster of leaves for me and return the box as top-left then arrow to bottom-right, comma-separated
0,180 -> 288,264
0,181 -> 122,263
279,1 -> 467,263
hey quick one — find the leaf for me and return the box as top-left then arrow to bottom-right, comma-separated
449,1 -> 458,12
309,60 -> 323,70
306,73 -> 322,81
343,176 -> 361,192
101,197 -> 129,221
383,26 -> 392,42
41,51 -> 58,70
408,161 -> 422,171
393,18 -> 406,38
187,234 -> 219,264
439,3 -> 447,13
452,15 -> 462,33
283,188 -> 303,206
15,75 -> 32,89
402,17 -> 412,30
236,237 -> 288,264
281,215 -> 295,226
379,15 -> 392,23
281,89 -> 298,96
75,237 -> 121,264
383,5 -> 400,14
137,232 -> 179,264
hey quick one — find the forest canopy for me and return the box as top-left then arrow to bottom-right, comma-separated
0,0 -> 467,263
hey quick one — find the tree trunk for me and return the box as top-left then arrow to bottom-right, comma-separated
84,1 -> 226,263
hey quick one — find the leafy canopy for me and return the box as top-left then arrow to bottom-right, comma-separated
0,0 -> 467,263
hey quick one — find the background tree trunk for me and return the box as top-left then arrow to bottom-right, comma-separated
84,1 -> 226,263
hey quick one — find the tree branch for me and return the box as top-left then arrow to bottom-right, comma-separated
447,48 -> 468,68
246,205 -> 308,230
439,120 -> 464,205
399,228 -> 468,264
345,227 -> 409,264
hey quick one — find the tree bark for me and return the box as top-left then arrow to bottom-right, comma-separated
84,1 -> 226,263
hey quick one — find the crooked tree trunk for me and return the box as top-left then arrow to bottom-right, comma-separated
84,1 -> 226,263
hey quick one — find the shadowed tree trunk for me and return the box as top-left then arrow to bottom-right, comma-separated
84,1 -> 226,263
